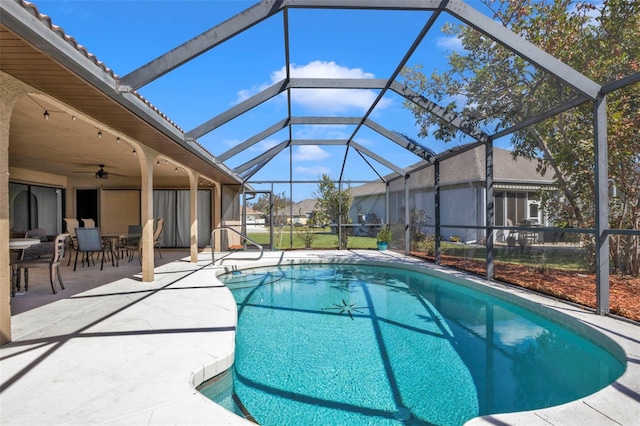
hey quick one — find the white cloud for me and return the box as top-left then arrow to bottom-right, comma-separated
294,125 -> 350,140
271,60 -> 375,80
236,60 -> 391,113
293,145 -> 331,161
294,165 -> 332,176
436,35 -> 464,52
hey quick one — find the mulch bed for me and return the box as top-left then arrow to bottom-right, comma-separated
410,252 -> 640,322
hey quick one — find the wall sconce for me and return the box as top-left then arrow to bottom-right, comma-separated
116,137 -> 121,143
157,160 -> 160,166
43,110 -> 49,120
175,167 -> 178,172
132,149 -> 137,156
71,115 -> 77,121
97,130 -> 102,138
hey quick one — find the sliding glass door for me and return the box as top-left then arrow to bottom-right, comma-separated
9,182 -> 64,237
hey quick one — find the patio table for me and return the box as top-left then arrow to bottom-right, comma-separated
101,233 -> 127,267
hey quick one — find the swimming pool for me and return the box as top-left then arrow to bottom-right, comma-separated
200,263 -> 624,425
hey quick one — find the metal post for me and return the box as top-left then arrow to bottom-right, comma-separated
242,186 -> 247,249
594,94 -> 610,315
338,180 -> 343,250
485,138 -> 494,280
289,146 -> 293,249
405,174 -> 410,254
385,182 -> 390,224
434,160 -> 441,265
269,183 -> 274,250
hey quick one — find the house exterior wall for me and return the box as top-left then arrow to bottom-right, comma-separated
351,148 -> 554,244
441,185 -> 483,242
350,193 -> 386,224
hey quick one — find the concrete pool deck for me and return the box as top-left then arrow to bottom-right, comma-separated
1,250 -> 639,425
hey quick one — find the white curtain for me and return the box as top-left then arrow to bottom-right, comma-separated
153,189 -> 211,248
154,191 -> 176,247
198,190 -> 212,247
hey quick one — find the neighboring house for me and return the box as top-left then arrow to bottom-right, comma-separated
245,207 -> 265,226
350,146 -> 555,243
289,199 -> 319,225
269,198 -> 319,226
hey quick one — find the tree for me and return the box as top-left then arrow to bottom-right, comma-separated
313,174 -> 353,248
401,0 -> 639,275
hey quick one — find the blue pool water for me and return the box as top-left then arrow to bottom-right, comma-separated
199,264 -> 624,425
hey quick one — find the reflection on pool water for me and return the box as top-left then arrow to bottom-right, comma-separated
199,264 -> 624,425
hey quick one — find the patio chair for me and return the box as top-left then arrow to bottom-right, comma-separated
153,218 -> 165,259
74,227 -> 107,271
122,224 -> 143,264
64,218 -> 80,265
81,218 -> 96,228
12,233 -> 69,296
12,228 -> 54,292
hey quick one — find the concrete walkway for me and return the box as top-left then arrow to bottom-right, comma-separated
1,250 -> 639,425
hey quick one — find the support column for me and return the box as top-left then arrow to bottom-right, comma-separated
0,75 -> 28,344
594,94 -> 610,315
136,146 -> 155,282
485,138 -> 495,281
187,170 -> 200,263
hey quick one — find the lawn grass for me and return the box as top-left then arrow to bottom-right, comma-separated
248,227 -> 377,250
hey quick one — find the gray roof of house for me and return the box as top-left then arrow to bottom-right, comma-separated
351,146 -> 554,197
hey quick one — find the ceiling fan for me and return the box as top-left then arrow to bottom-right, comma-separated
95,164 -> 109,179
72,164 -> 125,179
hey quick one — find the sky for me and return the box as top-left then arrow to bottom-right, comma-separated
31,0 -> 511,201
